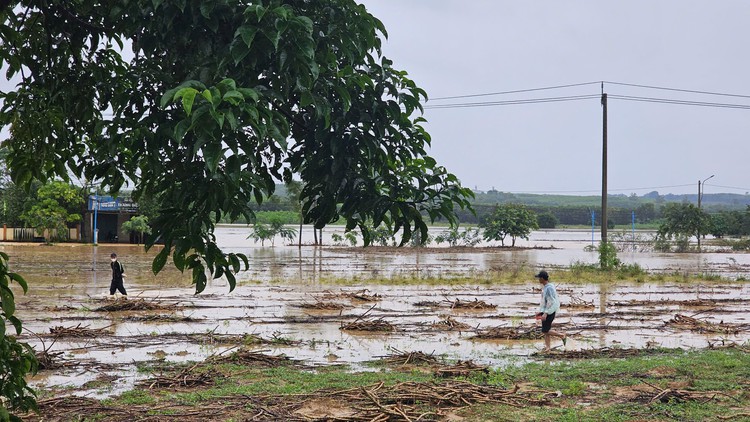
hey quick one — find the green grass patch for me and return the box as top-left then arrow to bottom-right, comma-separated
85,348 -> 750,421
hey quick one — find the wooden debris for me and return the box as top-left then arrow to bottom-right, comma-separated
340,304 -> 394,332
344,289 -> 382,302
340,318 -> 394,332
633,382 -> 725,405
534,347 -> 675,359
123,314 -> 197,322
139,362 -> 224,389
431,316 -> 472,331
666,314 -> 743,334
321,380 -> 555,421
447,298 -> 497,310
35,350 -> 75,370
564,293 -> 595,310
473,325 -> 542,340
378,349 -> 440,366
294,301 -> 346,310
94,298 -> 173,312
48,324 -> 111,338
413,300 -> 442,307
609,298 -> 746,308
435,360 -> 489,378
211,350 -> 294,367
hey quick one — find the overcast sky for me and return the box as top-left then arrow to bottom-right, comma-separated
358,0 -> 750,196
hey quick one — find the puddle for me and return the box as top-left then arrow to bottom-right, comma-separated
5,227 -> 750,399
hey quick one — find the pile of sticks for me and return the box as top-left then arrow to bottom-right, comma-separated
48,324 -> 111,338
434,360 -> 489,378
212,350 -> 294,367
94,298 -> 173,312
430,316 -> 472,331
378,349 -> 440,366
340,318 -> 394,332
140,362 -> 224,389
667,314 -> 742,334
447,298 -> 496,310
343,289 -> 382,302
413,300 -> 442,307
564,294 -> 595,310
633,382 -> 725,405
473,325 -> 542,340
294,301 -> 346,310
322,380 -> 554,421
536,347 -> 672,359
123,314 -> 196,322
35,350 -> 75,370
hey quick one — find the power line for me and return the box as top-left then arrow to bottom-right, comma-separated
428,81 -> 600,102
603,81 -> 750,100
708,184 -> 750,192
497,183 -> 695,195
424,94 -> 600,109
609,94 -> 750,110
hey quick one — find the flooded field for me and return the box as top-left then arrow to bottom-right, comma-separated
5,226 -> 750,400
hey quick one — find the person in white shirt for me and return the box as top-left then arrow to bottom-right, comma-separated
535,270 -> 566,352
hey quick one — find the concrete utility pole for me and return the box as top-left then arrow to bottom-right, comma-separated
601,87 -> 608,244
697,174 -> 714,250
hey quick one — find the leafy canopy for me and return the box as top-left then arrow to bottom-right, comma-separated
20,180 -> 82,242
480,203 -> 538,247
0,0 -> 473,293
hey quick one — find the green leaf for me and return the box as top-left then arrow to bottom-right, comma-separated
181,89 -> 198,116
9,273 -> 27,293
230,39 -> 251,64
204,142 -> 223,173
201,89 -> 213,104
174,120 -> 191,142
0,283 -> 15,316
193,266 -> 208,293
237,88 -> 259,102
235,25 -> 258,47
152,247 -> 170,275
200,0 -> 214,18
228,254 -> 241,273
160,86 -> 181,109
8,315 -> 22,335
226,271 -> 236,292
222,90 -> 244,105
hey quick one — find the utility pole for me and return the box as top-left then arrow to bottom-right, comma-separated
601,85 -> 608,244
697,174 -> 714,250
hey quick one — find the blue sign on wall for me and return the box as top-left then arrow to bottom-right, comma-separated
88,196 -> 138,212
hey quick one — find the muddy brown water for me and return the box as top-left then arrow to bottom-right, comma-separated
5,226 -> 750,399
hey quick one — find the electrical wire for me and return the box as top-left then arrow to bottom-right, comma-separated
424,94 -> 600,109
708,184 -> 750,192
428,81 -> 601,101
608,94 -> 750,110
497,183 -> 696,195
603,81 -> 750,100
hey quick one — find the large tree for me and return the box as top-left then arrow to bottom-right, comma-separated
0,1 -> 472,415
481,203 -> 538,247
0,0 -> 472,292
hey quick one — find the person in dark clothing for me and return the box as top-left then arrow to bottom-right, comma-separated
110,252 -> 127,296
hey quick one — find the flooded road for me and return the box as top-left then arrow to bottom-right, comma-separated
4,226 -> 750,399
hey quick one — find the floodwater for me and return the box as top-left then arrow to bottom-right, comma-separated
5,225 -> 750,399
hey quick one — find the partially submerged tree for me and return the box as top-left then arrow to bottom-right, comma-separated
481,204 -> 538,247
21,181 -> 82,243
657,203 -> 709,251
122,215 -> 152,244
